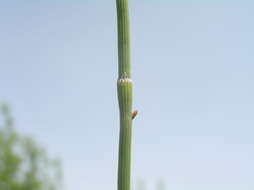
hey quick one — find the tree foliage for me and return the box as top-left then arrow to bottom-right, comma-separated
0,103 -> 62,190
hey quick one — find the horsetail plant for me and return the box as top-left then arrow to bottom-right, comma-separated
116,1 -> 137,190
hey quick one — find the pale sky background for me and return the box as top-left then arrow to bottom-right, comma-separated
1,1 -> 254,190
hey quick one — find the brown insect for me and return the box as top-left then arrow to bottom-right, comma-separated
131,110 -> 138,120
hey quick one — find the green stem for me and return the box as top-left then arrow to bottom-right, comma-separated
116,0 -> 131,79
116,1 -> 132,190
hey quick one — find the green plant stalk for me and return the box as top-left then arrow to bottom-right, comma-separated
116,1 -> 132,190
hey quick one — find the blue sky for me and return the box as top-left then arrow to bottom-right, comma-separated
1,1 -> 254,190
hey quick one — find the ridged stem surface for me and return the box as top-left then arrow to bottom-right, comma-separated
117,0 -> 131,78
116,1 -> 132,190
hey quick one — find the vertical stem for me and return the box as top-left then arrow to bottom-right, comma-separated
116,0 -> 131,78
116,1 -> 132,190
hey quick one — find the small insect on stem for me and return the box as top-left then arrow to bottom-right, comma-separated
131,110 -> 138,120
